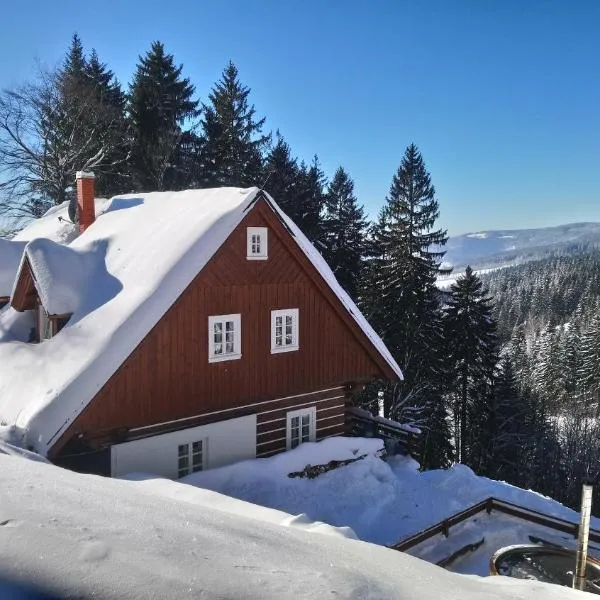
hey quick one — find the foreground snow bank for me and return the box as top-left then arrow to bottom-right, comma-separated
186,437 -> 599,549
0,453 -> 586,599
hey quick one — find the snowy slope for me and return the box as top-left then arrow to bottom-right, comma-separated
443,222 -> 600,271
181,437 -> 600,573
0,451 -> 587,599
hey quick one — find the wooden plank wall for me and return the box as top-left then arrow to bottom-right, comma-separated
255,386 -> 346,457
53,198 -> 385,454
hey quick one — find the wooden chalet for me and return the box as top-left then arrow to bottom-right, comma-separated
1,172 -> 402,479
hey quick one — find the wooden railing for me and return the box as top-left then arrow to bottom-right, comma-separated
391,496 -> 600,552
345,407 -> 421,459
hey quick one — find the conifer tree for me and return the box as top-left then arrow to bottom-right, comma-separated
363,144 -> 448,409
62,33 -> 86,80
579,313 -> 600,414
321,167 -> 367,298
444,266 -> 498,462
293,156 -> 326,244
509,323 -> 530,389
486,358 -> 529,483
128,41 -> 198,191
81,49 -> 128,197
560,324 -> 582,406
199,61 -> 269,188
359,144 -> 450,466
263,132 -> 300,212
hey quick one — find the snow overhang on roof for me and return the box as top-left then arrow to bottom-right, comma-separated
12,238 -> 105,316
0,238 -> 27,298
0,186 -> 401,455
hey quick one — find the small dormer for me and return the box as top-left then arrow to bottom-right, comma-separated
11,255 -> 73,343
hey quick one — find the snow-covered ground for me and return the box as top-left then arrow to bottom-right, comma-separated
178,437 -> 599,576
0,446 -> 588,599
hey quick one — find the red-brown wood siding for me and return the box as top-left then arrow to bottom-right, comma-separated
11,258 -> 37,312
51,197 -> 392,456
255,387 -> 346,457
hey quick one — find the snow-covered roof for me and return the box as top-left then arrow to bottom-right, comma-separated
18,238 -> 107,315
0,238 -> 26,297
0,187 -> 401,454
0,199 -> 108,298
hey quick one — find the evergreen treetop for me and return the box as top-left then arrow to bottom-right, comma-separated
263,132 -> 299,210
199,61 -> 269,188
128,41 -> 199,191
322,166 -> 367,299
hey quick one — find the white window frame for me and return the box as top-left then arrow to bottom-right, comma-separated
246,227 -> 268,260
177,439 -> 205,478
270,308 -> 299,354
38,304 -> 52,341
208,314 -> 241,363
286,407 -> 316,450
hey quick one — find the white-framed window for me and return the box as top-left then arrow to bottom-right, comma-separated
208,314 -> 241,363
271,308 -> 299,354
286,407 -> 316,450
247,227 -> 268,260
177,440 -> 204,478
39,304 -> 52,341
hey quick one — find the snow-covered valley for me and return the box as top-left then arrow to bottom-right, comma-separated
443,222 -> 600,271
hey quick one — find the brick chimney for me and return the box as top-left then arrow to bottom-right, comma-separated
75,171 -> 96,233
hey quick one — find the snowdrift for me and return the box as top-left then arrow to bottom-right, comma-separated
0,451 -> 587,599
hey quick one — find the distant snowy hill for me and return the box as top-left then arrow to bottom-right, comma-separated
442,222 -> 600,271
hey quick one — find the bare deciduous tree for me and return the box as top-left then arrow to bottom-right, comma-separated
0,66 -> 128,229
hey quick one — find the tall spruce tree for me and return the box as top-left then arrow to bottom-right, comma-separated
579,313 -> 600,414
81,49 -> 128,197
199,61 -> 269,188
364,146 -> 448,392
486,358 -> 529,483
128,41 -> 199,191
321,167 -> 367,299
444,266 -> 498,463
292,156 -> 326,244
263,132 -> 299,210
361,144 -> 450,466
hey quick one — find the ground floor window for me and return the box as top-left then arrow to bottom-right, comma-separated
286,407 -> 316,450
177,440 -> 204,478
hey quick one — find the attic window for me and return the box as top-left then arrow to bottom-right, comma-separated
247,227 -> 268,260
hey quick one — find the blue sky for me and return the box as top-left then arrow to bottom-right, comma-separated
1,1 -> 598,235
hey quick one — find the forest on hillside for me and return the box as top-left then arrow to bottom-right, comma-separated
1,35 -> 598,514
479,254 -> 600,510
